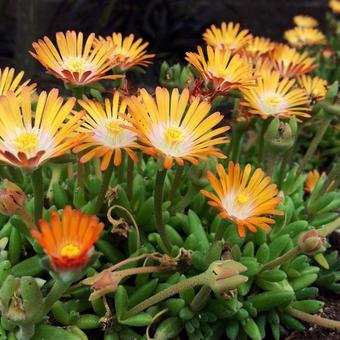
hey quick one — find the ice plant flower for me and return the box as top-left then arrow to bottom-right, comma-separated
185,46 -> 255,93
329,0 -> 340,14
293,15 -> 319,28
95,33 -> 154,70
31,206 -> 104,271
242,36 -> 275,62
270,44 -> 317,77
74,91 -> 140,170
297,75 -> 328,104
240,70 -> 310,120
0,67 -> 36,98
284,27 -> 326,48
30,31 -> 123,85
201,162 -> 283,237
126,87 -> 229,169
0,88 -> 84,169
304,170 -> 322,193
203,22 -> 252,53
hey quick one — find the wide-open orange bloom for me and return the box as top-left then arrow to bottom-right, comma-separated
95,33 -> 155,70
74,91 -> 140,170
126,87 -> 229,169
242,36 -> 275,62
201,162 -> 283,237
31,31 -> 123,85
31,206 -> 104,271
284,27 -> 326,48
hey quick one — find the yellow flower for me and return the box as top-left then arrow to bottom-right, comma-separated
270,44 -> 317,77
0,67 -> 35,98
0,88 -> 84,169
30,31 -> 123,85
297,75 -> 328,104
185,46 -> 255,93
74,91 -> 140,170
243,36 -> 275,61
203,22 -> 252,53
293,15 -> 319,28
240,70 -> 310,120
201,162 -> 283,237
304,170 -> 323,193
284,27 -> 326,48
126,87 -> 230,169
329,0 -> 340,14
95,33 -> 155,70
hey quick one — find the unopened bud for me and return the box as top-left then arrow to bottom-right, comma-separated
205,260 -> 248,294
320,46 -> 335,61
298,230 -> 324,255
0,180 -> 26,216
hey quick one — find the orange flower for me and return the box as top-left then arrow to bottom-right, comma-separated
297,75 -> 328,104
293,15 -> 319,28
31,206 -> 104,271
304,170 -> 322,193
329,0 -> 340,14
95,33 -> 154,70
30,31 -> 123,85
126,87 -> 229,169
284,27 -> 326,48
201,162 -> 283,237
242,36 -> 275,62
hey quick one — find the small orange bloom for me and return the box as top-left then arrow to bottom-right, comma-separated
201,162 -> 283,237
31,206 -> 104,271
304,170 -> 322,193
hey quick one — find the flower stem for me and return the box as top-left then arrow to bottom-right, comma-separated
289,307 -> 340,329
46,164 -> 63,201
258,119 -> 269,164
297,115 -> 332,176
94,159 -> 114,213
127,157 -> 134,203
262,246 -> 300,271
214,220 -> 227,241
154,169 -> 172,253
171,181 -> 200,213
278,148 -> 292,189
230,129 -> 244,162
168,166 -> 184,205
124,272 -> 207,318
31,167 -> 44,224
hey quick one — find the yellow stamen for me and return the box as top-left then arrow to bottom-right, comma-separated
107,119 -> 123,135
64,57 -> 88,73
264,95 -> 282,108
13,132 -> 38,153
165,127 -> 184,144
60,244 -> 81,258
237,192 -> 250,204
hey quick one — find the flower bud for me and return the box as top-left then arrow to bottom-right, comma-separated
320,46 -> 335,61
298,230 -> 324,255
205,260 -> 248,294
0,180 -> 26,216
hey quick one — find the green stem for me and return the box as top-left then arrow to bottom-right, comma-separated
214,220 -> 227,241
289,308 -> 340,329
124,272 -> 207,318
168,166 -> 184,204
267,154 -> 277,177
258,119 -> 269,164
117,153 -> 126,183
297,116 -> 332,176
230,130 -> 244,162
31,167 -> 44,224
46,164 -> 63,200
171,182 -> 200,213
127,157 -> 134,203
94,159 -> 114,213
154,169 -> 172,253
278,148 -> 292,189
262,246 -> 300,271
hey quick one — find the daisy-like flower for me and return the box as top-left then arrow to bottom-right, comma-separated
240,70 -> 310,120
329,0 -> 340,14
126,87 -> 229,169
30,31 -> 123,85
201,162 -> 283,237
95,33 -> 155,71
0,88 -> 84,169
293,15 -> 319,28
297,75 -> 328,104
242,36 -> 275,62
304,170 -> 323,193
185,46 -> 255,93
31,206 -> 104,271
284,27 -> 326,48
0,67 -> 36,98
203,22 -> 252,53
74,91 -> 140,170
270,44 -> 317,77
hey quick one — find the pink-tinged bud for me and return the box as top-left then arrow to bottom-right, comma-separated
205,260 -> 248,294
320,46 -> 335,61
0,180 -> 26,216
298,230 -> 324,255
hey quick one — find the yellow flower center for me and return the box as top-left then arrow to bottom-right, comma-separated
236,192 -> 250,204
107,120 -> 123,136
60,244 -> 81,258
264,95 -> 282,108
13,132 -> 38,154
164,127 -> 184,145
64,57 -> 88,73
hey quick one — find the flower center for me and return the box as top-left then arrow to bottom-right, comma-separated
236,192 -> 250,204
13,132 -> 38,154
107,119 -> 123,136
264,95 -> 282,108
60,244 -> 81,258
64,57 -> 88,73
164,127 -> 184,145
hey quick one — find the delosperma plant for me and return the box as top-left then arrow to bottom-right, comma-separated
0,3 -> 339,340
